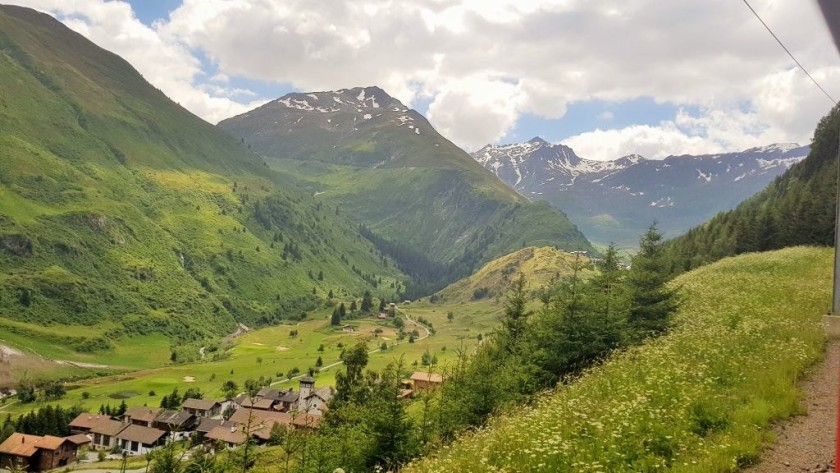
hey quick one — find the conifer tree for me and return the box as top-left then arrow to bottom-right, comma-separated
626,224 -> 679,339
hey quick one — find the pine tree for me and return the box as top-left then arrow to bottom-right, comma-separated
627,224 -> 679,339
498,274 -> 531,352
361,290 -> 373,312
331,308 -> 341,326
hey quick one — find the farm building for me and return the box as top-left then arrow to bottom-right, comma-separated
410,372 -> 445,391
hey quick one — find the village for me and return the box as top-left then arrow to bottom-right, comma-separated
0,372 -> 445,472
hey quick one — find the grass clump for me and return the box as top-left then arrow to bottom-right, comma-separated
406,247 -> 831,472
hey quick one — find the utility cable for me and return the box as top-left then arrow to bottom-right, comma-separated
741,0 -> 837,105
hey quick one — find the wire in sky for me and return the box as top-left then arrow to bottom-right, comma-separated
741,0 -> 837,105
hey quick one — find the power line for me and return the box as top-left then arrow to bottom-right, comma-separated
741,0 -> 837,105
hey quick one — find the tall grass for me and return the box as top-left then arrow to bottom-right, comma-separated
406,247 -> 831,472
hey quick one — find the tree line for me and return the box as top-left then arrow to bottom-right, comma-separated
244,224 -> 679,472
663,104 -> 839,275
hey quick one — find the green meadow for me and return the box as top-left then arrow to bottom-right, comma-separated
0,298 -> 502,417
406,246 -> 832,472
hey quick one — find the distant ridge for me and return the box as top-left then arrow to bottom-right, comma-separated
473,138 -> 808,247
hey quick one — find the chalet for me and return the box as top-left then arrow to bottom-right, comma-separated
256,387 -> 299,413
68,412 -> 110,435
230,408 -> 319,432
123,407 -> 162,427
271,390 -> 299,413
181,398 -> 222,418
194,418 -> 225,441
235,395 -> 275,411
204,424 -> 246,449
153,410 -> 196,437
114,425 -> 166,455
64,434 -> 91,450
410,372 -> 444,391
89,418 -> 127,450
341,325 -> 355,333
0,433 -> 80,472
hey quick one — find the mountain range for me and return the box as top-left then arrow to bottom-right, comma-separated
473,138 -> 809,247
219,87 -> 593,295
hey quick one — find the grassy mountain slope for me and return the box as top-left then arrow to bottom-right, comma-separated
0,5 -> 404,366
434,246 -> 593,303
407,246 -> 831,472
218,88 -> 593,296
664,105 -> 837,273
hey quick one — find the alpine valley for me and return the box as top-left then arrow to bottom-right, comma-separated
218,88 -> 593,295
472,138 -> 809,247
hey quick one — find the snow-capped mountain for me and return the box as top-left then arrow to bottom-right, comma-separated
472,139 -> 809,247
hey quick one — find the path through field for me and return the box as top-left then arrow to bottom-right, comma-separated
748,339 -> 838,473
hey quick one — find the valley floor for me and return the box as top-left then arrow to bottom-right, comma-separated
747,339 -> 838,473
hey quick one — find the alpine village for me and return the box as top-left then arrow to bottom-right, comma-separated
0,2 -> 838,473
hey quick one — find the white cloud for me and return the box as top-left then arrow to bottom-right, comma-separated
5,0 -> 839,156
426,77 -> 523,149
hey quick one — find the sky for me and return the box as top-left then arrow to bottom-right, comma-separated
5,0 -> 840,161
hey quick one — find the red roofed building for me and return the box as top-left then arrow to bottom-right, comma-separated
0,433 -> 80,472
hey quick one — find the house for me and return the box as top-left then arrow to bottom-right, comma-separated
64,434 -> 91,450
194,418 -> 225,442
410,372 -> 445,391
152,410 -> 196,437
68,413 -> 110,435
298,387 -> 333,416
123,407 -> 162,427
89,418 -> 127,450
0,433 -> 80,472
204,424 -> 246,449
181,398 -> 222,418
256,387 -> 299,413
341,325 -> 355,333
235,396 -> 275,411
114,425 -> 166,455
272,390 -> 299,412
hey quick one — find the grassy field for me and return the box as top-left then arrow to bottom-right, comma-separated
0,297 -> 502,417
1,245 -> 577,416
405,246 -> 832,472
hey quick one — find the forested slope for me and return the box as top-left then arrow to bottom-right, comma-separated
664,105 -> 838,273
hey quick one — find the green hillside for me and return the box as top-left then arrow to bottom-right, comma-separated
434,246 -> 593,303
0,5 -> 405,374
218,87 -> 593,296
664,105 -> 837,273
407,247 -> 831,472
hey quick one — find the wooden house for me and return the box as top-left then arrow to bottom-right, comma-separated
181,398 -> 222,418
89,418 -> 127,450
410,372 -> 445,391
0,433 -> 80,472
114,425 -> 166,455
123,407 -> 162,427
